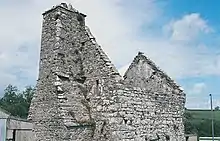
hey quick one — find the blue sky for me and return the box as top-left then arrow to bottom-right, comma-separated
0,0 -> 219,109
157,0 -> 220,108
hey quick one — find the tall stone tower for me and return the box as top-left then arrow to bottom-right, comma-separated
29,3 -> 186,141
28,3 -> 122,141
28,3 -> 92,141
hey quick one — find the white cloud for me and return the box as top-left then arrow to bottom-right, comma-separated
0,0 -> 220,108
186,96 -> 209,109
164,13 -> 213,42
0,0 -> 160,91
189,83 -> 207,94
186,95 -> 220,109
185,83 -> 220,109
116,13 -> 220,79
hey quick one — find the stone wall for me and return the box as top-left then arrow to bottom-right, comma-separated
28,3 -> 186,141
86,78 -> 185,141
123,52 -> 185,140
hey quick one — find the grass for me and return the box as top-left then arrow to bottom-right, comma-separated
186,109 -> 220,121
185,109 -> 220,137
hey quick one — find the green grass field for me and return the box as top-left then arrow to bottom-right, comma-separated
185,109 -> 220,136
186,109 -> 220,121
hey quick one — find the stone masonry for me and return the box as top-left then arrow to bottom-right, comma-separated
28,3 -> 186,141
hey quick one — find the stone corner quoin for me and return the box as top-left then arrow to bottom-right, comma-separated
28,2 -> 186,141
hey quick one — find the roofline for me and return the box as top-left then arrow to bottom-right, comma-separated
124,52 -> 184,92
0,107 -> 31,122
0,107 -> 11,116
8,116 -> 32,122
0,115 -> 32,123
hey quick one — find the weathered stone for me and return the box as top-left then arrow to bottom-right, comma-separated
28,3 -> 185,141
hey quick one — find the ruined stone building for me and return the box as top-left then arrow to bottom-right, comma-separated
28,3 -> 186,141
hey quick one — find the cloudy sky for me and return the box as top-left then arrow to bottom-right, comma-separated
0,0 -> 220,109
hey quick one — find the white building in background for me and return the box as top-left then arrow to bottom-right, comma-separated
0,108 -> 33,141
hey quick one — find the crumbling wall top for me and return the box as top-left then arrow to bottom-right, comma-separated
124,52 -> 184,92
42,3 -> 86,17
